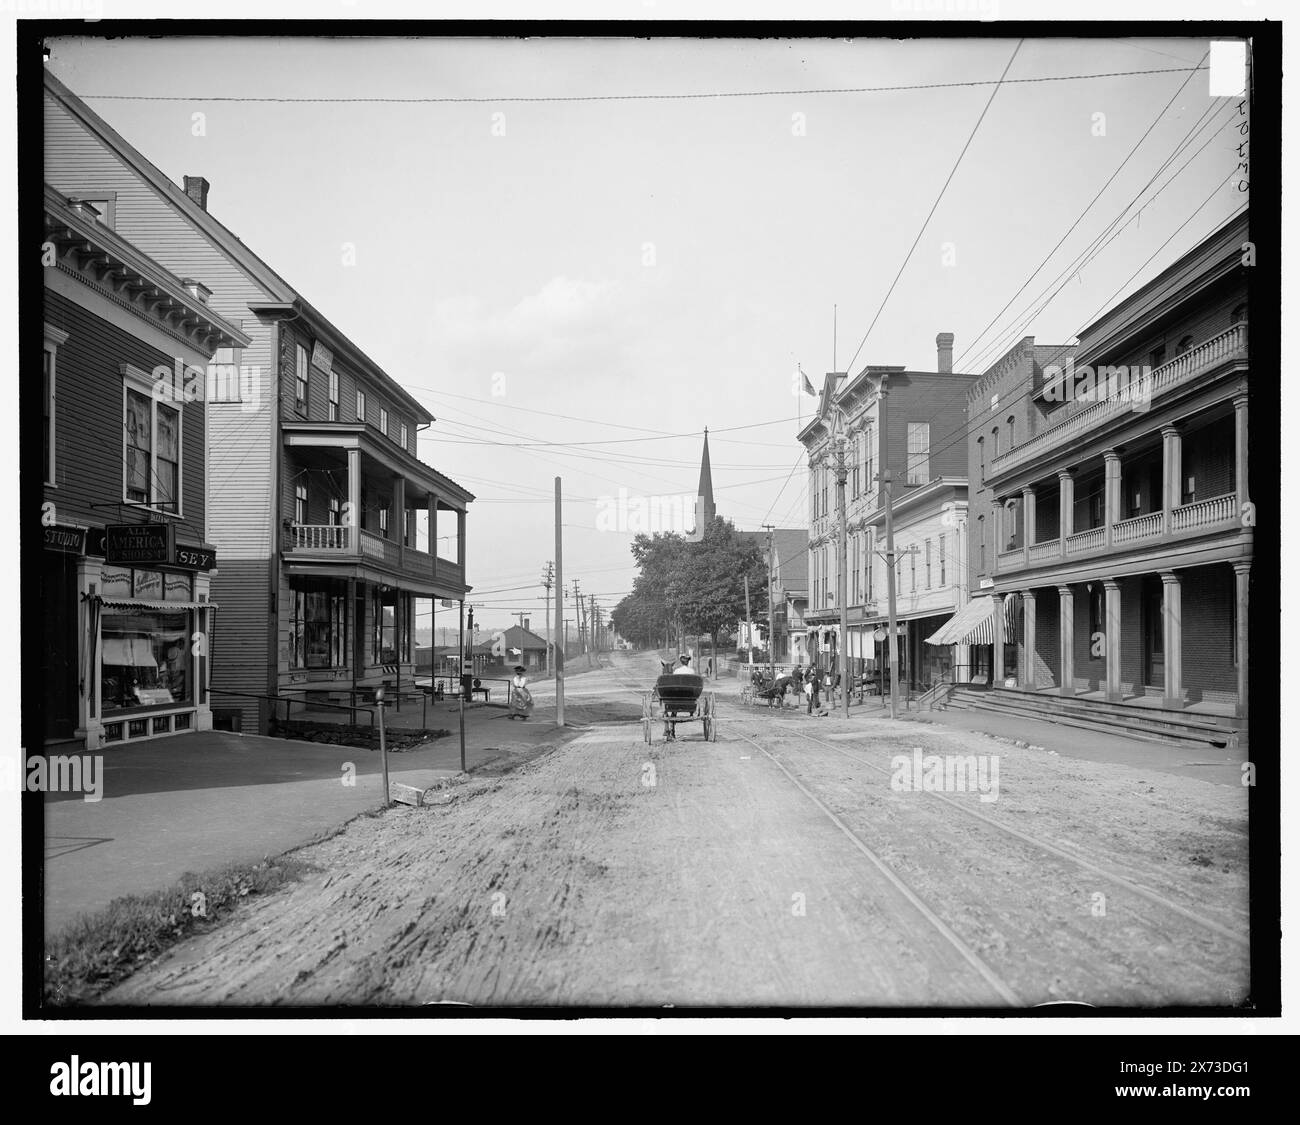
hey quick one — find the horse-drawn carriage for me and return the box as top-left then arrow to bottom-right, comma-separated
642,664 -> 717,743
740,668 -> 794,709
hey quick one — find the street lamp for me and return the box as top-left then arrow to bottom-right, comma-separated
830,407 -> 851,720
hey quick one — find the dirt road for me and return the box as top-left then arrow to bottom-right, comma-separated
106,653 -> 1249,1008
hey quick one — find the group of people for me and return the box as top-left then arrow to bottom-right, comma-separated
749,663 -> 840,713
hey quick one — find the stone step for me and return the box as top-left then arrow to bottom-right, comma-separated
945,691 -> 1236,750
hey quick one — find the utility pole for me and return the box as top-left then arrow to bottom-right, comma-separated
541,561 -> 554,679
879,374 -> 900,721
572,578 -> 586,662
762,524 -> 776,680
831,409 -> 850,720
554,479 -> 564,727
744,572 -> 753,675
588,595 -> 597,664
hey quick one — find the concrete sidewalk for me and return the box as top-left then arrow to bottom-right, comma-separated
43,703 -> 580,937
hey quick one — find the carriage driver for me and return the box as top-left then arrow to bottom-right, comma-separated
672,653 -> 696,675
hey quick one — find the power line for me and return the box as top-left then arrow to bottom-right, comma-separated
77,67 -> 1205,105
838,39 -> 1024,379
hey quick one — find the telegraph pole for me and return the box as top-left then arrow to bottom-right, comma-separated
832,415 -> 850,721
541,561 -> 554,679
744,573 -> 753,675
762,524 -> 776,680
879,375 -> 900,721
554,479 -> 565,727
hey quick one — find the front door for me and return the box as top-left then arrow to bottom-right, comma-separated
1142,576 -> 1164,688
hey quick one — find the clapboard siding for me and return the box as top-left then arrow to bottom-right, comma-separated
43,288 -> 206,540
209,559 -> 273,733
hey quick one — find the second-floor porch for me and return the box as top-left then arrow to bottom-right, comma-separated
280,423 -> 472,595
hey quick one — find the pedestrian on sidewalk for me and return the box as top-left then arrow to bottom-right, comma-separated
806,664 -> 821,714
509,665 -> 533,720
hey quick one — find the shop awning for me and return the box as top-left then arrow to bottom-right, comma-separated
98,598 -> 219,611
924,597 -> 1016,646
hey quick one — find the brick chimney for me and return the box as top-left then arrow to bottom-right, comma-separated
183,176 -> 210,211
936,331 -> 954,374
523,617 -> 530,632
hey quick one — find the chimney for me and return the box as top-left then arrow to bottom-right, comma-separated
183,176 -> 210,211
936,332 -> 954,374
523,617 -> 530,632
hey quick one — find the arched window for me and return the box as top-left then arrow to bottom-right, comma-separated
1231,303 -> 1248,324
977,436 -> 985,484
1176,335 -> 1194,356
992,426 -> 1000,458
978,515 -> 986,573
1007,416 -> 1015,448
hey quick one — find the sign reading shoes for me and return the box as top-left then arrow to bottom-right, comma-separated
105,523 -> 174,565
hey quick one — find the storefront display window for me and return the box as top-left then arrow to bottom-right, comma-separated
101,607 -> 192,712
289,579 -> 348,669
99,566 -> 196,713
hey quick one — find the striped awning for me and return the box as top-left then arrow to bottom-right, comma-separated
99,598 -> 219,611
925,596 -> 1015,646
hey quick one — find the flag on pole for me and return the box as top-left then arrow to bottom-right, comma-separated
799,364 -> 817,397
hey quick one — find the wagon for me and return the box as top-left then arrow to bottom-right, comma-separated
642,673 -> 717,743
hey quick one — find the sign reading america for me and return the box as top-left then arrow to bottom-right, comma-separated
105,523 -> 174,565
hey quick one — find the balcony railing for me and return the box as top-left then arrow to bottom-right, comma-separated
989,323 -> 1247,477
1171,493 -> 1237,533
1027,538 -> 1061,563
1065,526 -> 1105,553
289,524 -> 349,551
1112,512 -> 1163,545
360,530 -> 397,564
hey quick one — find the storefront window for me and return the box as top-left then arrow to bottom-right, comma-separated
99,566 -> 195,712
101,608 -> 192,712
289,579 -> 348,669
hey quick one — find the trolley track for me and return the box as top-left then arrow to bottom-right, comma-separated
722,703 -> 1248,1005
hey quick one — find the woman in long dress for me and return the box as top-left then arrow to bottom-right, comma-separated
508,664 -> 534,720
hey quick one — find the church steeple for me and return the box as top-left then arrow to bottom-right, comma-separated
697,427 -> 716,529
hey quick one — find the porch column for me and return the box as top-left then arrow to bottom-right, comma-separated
1160,570 -> 1183,709
991,500 -> 1003,572
429,495 -> 439,582
1058,469 -> 1075,553
1234,394 -> 1250,516
347,447 -> 361,555
1103,578 -> 1122,702
1103,449 -> 1122,548
992,592 -> 1005,683
1021,589 -> 1037,689
457,507 -> 467,572
393,475 -> 406,568
1161,424 -> 1183,533
1021,486 -> 1037,568
1233,561 -> 1249,718
1058,584 -> 1075,697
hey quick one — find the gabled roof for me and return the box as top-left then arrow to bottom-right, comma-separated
44,69 -> 433,425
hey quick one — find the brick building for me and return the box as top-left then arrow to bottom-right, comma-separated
798,334 -> 976,688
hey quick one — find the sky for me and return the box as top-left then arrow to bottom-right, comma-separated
44,34 -> 1245,633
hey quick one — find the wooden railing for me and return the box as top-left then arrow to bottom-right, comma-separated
1112,511 -> 1163,545
1171,493 -> 1237,533
989,323 -> 1247,477
1066,526 -> 1105,553
289,524 -> 349,551
1027,538 -> 1061,563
